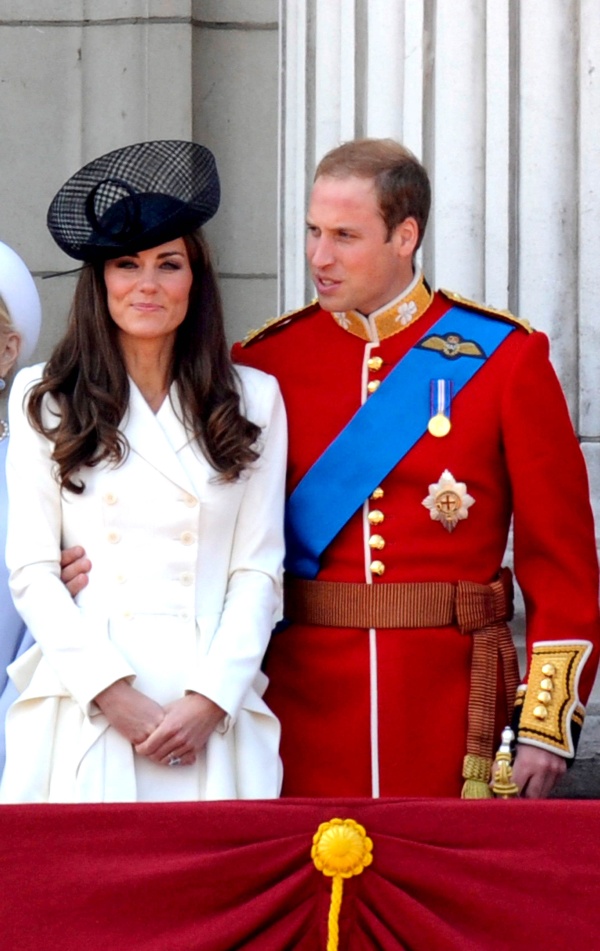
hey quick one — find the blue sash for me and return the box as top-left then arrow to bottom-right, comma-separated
285,306 -> 515,578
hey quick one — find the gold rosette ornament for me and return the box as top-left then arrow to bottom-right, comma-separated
311,818 -> 374,951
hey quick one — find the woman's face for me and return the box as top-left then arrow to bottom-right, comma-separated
103,238 -> 194,346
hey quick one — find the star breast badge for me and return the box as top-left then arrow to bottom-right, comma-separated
422,469 -> 475,532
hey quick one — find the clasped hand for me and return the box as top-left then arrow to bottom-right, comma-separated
94,680 -> 225,767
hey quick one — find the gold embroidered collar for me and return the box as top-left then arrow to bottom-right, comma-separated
332,272 -> 433,343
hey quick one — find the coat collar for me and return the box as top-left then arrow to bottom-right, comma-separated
121,379 -> 197,493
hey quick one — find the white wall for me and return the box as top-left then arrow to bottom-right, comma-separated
0,0 -> 279,360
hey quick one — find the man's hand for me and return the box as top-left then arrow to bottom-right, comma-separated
511,743 -> 567,798
60,546 -> 91,598
134,693 -> 225,767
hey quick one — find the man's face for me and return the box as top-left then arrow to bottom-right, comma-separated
306,175 -> 415,315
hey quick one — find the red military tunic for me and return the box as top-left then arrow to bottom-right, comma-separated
232,274 -> 600,797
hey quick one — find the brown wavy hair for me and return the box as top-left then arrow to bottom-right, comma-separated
314,138 -> 431,249
27,231 -> 261,493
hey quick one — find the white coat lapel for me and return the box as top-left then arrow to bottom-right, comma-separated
122,379 -> 197,493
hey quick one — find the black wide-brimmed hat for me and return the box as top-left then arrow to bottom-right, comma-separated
47,140 -> 221,262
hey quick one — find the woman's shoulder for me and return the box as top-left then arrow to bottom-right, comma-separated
234,364 -> 284,424
7,363 -> 60,431
9,363 -> 45,403
234,363 -> 281,400
14,361 -> 45,384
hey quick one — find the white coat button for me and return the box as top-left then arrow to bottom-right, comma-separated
107,530 -> 121,544
116,574 -> 127,584
183,493 -> 198,508
123,610 -> 134,620
180,531 -> 196,545
104,492 -> 118,505
179,610 -> 190,620
180,572 -> 194,586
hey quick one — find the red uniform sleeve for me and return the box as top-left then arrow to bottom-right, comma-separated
502,330 -> 600,756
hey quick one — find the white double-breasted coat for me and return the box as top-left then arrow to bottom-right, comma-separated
1,363 -> 286,802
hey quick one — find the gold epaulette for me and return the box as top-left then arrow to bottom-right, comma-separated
240,299 -> 321,347
440,289 -> 534,334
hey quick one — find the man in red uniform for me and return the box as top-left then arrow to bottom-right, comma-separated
62,139 -> 599,798
231,138 -> 600,798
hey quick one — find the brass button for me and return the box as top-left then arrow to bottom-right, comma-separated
369,534 -> 385,550
537,691 -> 552,705
540,678 -> 553,691
533,705 -> 548,720
368,510 -> 384,525
370,560 -> 385,577
371,487 -> 384,500
541,663 -> 556,677
367,356 -> 383,371
367,380 -> 381,394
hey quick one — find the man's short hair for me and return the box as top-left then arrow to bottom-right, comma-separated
314,138 -> 431,249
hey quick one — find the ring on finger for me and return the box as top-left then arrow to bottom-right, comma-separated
167,755 -> 182,767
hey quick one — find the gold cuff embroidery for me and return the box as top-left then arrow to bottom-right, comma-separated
517,641 -> 592,756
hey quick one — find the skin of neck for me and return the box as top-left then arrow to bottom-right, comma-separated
119,332 -> 176,412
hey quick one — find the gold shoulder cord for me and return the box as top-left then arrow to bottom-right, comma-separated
440,289 -> 534,334
241,299 -> 320,347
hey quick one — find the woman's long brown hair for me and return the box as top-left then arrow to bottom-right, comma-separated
27,230 -> 261,493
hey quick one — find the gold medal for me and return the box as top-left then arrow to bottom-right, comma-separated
427,412 -> 451,437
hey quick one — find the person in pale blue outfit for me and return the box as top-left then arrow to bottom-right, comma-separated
0,241 -> 42,774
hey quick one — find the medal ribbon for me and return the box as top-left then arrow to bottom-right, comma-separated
430,378 -> 453,418
285,306 -> 515,578
429,378 -> 453,435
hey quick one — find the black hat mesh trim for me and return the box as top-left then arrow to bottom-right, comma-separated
47,140 -> 220,261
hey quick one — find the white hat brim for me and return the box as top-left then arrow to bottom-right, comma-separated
0,241 -> 42,366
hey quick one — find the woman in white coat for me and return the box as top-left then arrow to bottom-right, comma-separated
0,141 -> 286,803
0,241 -> 42,775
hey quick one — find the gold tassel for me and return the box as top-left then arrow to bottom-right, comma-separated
461,753 -> 493,799
461,778 -> 493,799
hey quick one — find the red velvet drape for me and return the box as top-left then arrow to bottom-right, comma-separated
1,798 -> 598,950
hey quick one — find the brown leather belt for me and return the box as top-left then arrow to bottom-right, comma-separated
284,570 -> 514,633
